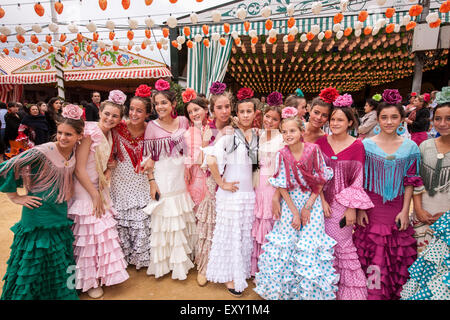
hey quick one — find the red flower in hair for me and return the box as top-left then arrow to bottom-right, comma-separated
182,88 -> 197,103
319,87 -> 340,104
237,87 -> 254,101
135,84 -> 152,98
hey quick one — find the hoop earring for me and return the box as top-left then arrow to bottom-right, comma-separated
373,124 -> 381,135
396,124 -> 405,135
171,107 -> 178,119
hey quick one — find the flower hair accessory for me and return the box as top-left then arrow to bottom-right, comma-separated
333,93 -> 353,107
154,79 -> 171,91
295,88 -> 304,97
281,107 -> 298,119
411,92 -> 417,97
62,104 -> 84,120
422,93 -> 431,103
319,87 -> 340,104
209,81 -> 227,95
372,93 -> 382,102
237,87 -> 254,101
135,84 -> 152,98
182,88 -> 197,103
382,89 -> 402,105
108,90 -> 127,105
267,91 -> 283,106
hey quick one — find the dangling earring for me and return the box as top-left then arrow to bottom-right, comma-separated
373,124 -> 381,135
170,107 -> 178,119
396,124 -> 405,135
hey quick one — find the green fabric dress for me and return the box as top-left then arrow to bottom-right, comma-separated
0,142 -> 79,300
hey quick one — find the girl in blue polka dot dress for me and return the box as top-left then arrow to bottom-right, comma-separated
254,107 -> 339,300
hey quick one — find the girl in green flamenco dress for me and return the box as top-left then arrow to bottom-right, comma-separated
0,104 -> 84,300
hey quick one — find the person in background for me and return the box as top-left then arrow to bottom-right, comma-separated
18,104 -> 50,146
46,97 -> 63,139
405,94 -> 431,146
358,96 -> 379,139
4,102 -> 22,154
36,101 -> 47,115
84,91 -> 102,122
0,102 -> 7,161
284,88 -> 307,120
16,102 -> 27,119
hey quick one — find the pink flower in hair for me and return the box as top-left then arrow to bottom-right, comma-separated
62,104 -> 84,120
155,79 -> 171,91
333,93 -> 353,107
108,90 -> 127,105
281,107 -> 298,119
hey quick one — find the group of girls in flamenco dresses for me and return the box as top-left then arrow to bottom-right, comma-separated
0,104 -> 85,300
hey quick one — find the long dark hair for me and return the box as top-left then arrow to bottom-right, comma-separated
47,97 -> 62,120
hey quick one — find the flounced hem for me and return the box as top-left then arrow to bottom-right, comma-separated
353,223 -> 417,300
253,186 -> 277,220
146,258 -> 194,280
1,223 -> 79,300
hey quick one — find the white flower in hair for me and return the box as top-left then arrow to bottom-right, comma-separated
108,90 -> 127,105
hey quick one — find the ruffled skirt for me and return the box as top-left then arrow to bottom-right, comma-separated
325,201 -> 368,300
206,191 -> 255,292
194,175 -> 217,276
353,192 -> 417,300
251,183 -> 275,276
68,188 -> 130,292
401,210 -> 450,300
143,156 -> 197,280
254,190 -> 339,300
1,222 -> 79,300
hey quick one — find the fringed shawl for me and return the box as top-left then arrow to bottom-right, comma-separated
363,138 -> 422,203
273,143 -> 331,194
419,139 -> 450,197
0,142 -> 75,203
111,121 -> 145,172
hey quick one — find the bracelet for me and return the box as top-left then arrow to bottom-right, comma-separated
304,204 -> 312,211
148,178 -> 155,182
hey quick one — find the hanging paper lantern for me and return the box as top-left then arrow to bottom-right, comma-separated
243,21 -> 250,32
394,24 -> 401,33
402,15 -> 411,26
287,17 -> 296,29
355,29 -> 362,37
426,12 -> 439,24
251,36 -> 258,45
169,0 -> 177,3
68,23 -> 78,34
145,18 -> 154,28
15,25 -> 26,35
223,23 -> 230,34
440,1 -> 450,13
219,37 -> 226,46
334,13 -> 343,24
48,23 -> 59,33
59,33 -> 66,42
167,16 -> 178,28
0,26 -> 11,36
211,33 -> 220,41
287,34 -> 295,42
113,44 -> 119,51
289,26 -> 299,35
76,33 -> 83,42
261,6 -> 271,18
340,0 -> 349,12
109,31 -> 115,40
212,10 -> 221,23
93,32 -> 99,42
311,2 -> 322,15
171,40 -> 178,48
60,45 -> 66,54
363,26 -> 372,35
16,34 -> 25,44
372,27 -> 380,36
145,29 -> 151,39
105,20 -> 115,30
409,5 -> 423,17
86,44 -> 92,52
336,30 -> 343,39
32,24 -> 42,33
0,34 -> 7,43
429,18 -> 441,28
13,47 -> 20,54
385,8 -> 395,19
269,36 -> 277,44
249,29 -> 257,38
311,24 -> 320,35
127,44 -> 133,50
122,0 -> 130,10
162,28 -> 170,38
236,8 -> 246,20
86,21 -> 97,33
333,23 -> 342,33
127,30 -> 134,40
358,11 -> 368,22
186,40 -> 194,48
99,0 -> 107,11
46,34 -> 52,44
54,1 -> 63,14
343,27 -> 352,37
30,34 -> 39,44
265,19 -> 273,31
194,34 -> 202,42
287,4 -> 295,16
202,24 -> 209,35
37,46 -> 42,53
406,21 -> 416,31
34,2 -> 45,16
376,0 -> 387,5
2,48 -> 8,55
0,7 -> 4,19
306,32 -> 315,41
145,0 -> 153,5
190,13 -> 199,24
203,39 -> 210,47
73,45 -> 80,53
177,35 -> 186,44
129,19 -> 139,29
234,37 -> 241,45
385,23 -> 395,33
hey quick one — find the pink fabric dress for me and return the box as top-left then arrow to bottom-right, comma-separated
68,122 -> 129,292
353,138 -> 422,300
316,137 -> 374,300
142,116 -> 197,280
251,130 -> 284,276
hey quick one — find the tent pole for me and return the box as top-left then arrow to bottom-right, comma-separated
50,0 -> 65,101
411,0 -> 430,94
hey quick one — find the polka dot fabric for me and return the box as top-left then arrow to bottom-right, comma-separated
254,152 -> 339,300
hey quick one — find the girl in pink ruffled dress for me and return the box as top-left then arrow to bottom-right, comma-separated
251,104 -> 284,276
316,94 -> 374,300
354,100 -> 422,300
68,92 -> 130,299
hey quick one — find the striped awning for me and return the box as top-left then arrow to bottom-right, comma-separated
185,9 -> 449,37
0,67 -> 172,84
0,56 -> 29,75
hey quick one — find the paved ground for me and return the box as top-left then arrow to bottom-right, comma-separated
0,189 -> 262,300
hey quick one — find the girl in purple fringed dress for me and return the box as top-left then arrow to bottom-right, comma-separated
316,94 -> 374,300
354,99 -> 423,300
251,104 -> 284,276
69,92 -> 130,299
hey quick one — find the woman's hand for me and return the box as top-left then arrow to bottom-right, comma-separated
104,168 -> 112,182
344,207 -> 357,226
202,126 -> 213,143
356,210 -> 369,227
141,158 -> 154,175
395,210 -> 410,231
8,194 -> 42,209
430,211 -> 445,224
322,199 -> 331,218
291,211 -> 301,230
149,180 -> 161,201
91,191 -> 105,218
184,167 -> 192,185
300,207 -> 311,227
219,178 -> 239,193
107,159 -> 117,171
415,208 -> 435,225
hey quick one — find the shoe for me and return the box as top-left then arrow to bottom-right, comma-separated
197,273 -> 208,287
87,287 -> 104,299
227,288 -> 243,298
